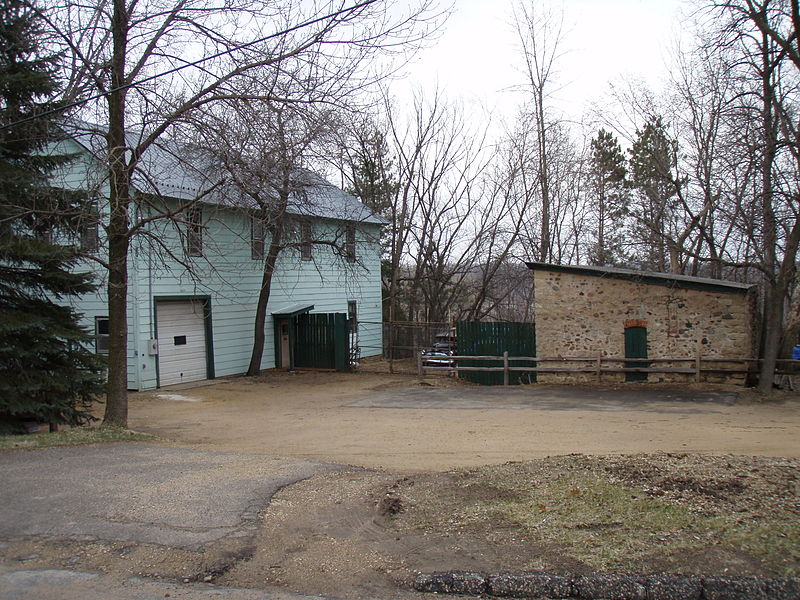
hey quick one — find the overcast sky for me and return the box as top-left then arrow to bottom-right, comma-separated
398,0 -> 691,126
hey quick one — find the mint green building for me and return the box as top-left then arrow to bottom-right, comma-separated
56,125 -> 384,390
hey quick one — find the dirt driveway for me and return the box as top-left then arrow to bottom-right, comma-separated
129,371 -> 800,470
6,372 -> 799,600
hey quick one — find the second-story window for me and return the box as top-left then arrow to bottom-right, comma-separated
301,221 -> 312,261
80,198 -> 100,252
251,216 -> 265,260
345,224 -> 356,263
186,208 -> 202,257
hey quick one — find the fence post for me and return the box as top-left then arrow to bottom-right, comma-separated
596,356 -> 602,382
388,324 -> 394,374
503,351 -> 509,386
416,347 -> 423,380
695,341 -> 702,383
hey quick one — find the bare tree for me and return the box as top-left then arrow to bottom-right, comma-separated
668,40 -> 735,277
513,1 -> 567,263
194,95 -> 344,375
702,0 -> 800,391
41,0 -> 442,425
392,91 -> 491,323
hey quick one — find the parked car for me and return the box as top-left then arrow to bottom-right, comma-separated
421,331 -> 457,367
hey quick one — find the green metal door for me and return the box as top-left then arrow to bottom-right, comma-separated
624,326 -> 648,382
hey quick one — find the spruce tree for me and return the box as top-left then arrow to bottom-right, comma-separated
588,129 -> 628,266
627,118 -> 681,272
343,127 -> 398,320
345,129 -> 397,220
0,0 -> 104,433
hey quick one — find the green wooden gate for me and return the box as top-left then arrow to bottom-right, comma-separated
624,326 -> 648,382
293,313 -> 350,371
456,322 -> 536,385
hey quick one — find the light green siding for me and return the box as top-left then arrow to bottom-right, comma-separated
67,186 -> 383,390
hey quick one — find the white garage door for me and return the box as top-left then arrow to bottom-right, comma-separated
156,300 -> 208,386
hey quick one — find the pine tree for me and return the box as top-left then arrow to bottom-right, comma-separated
343,127 -> 397,319
0,0 -> 104,433
345,128 -> 397,220
588,129 -> 628,266
627,118 -> 681,272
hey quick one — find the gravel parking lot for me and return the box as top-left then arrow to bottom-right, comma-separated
128,371 -> 800,470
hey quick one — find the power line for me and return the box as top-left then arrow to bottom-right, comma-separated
1,0 -> 378,132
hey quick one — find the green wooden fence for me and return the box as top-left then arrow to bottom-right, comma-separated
293,313 -> 350,371
456,321 -> 536,385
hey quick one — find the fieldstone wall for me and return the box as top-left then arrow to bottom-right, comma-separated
533,269 -> 755,384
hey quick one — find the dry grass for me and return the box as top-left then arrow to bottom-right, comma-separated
0,426 -> 156,451
393,454 -> 800,576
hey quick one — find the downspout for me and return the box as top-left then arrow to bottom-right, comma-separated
131,245 -> 142,391
148,207 -> 155,388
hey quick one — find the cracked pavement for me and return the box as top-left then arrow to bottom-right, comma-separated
0,443 -> 345,599
0,444 -> 342,550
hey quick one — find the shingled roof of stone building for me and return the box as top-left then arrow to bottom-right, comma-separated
526,262 -> 754,294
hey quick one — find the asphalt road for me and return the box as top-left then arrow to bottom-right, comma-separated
0,443 -> 342,549
0,443 -> 344,599
0,567 -> 326,600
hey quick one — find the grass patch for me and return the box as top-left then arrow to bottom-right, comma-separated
719,519 -> 800,577
394,455 -> 800,576
500,470 -> 700,570
0,426 -> 156,451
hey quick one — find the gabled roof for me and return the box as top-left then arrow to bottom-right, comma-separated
63,121 -> 386,225
526,262 -> 754,295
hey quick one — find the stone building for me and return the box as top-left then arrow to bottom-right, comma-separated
527,263 -> 756,384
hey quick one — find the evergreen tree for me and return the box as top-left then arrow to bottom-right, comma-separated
0,0 -> 104,432
344,128 -> 397,220
627,118 -> 682,272
343,126 -> 398,319
588,129 -> 628,266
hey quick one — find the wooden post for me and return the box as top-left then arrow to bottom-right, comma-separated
387,321 -> 394,374
596,356 -> 602,382
503,351 -> 509,386
695,340 -> 702,383
416,347 -> 423,380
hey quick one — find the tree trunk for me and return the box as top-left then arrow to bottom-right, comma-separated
536,90 -> 550,262
104,204 -> 130,425
756,30 -> 779,394
596,185 -> 606,266
758,285 -> 783,393
247,223 -> 283,376
103,0 -> 130,426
